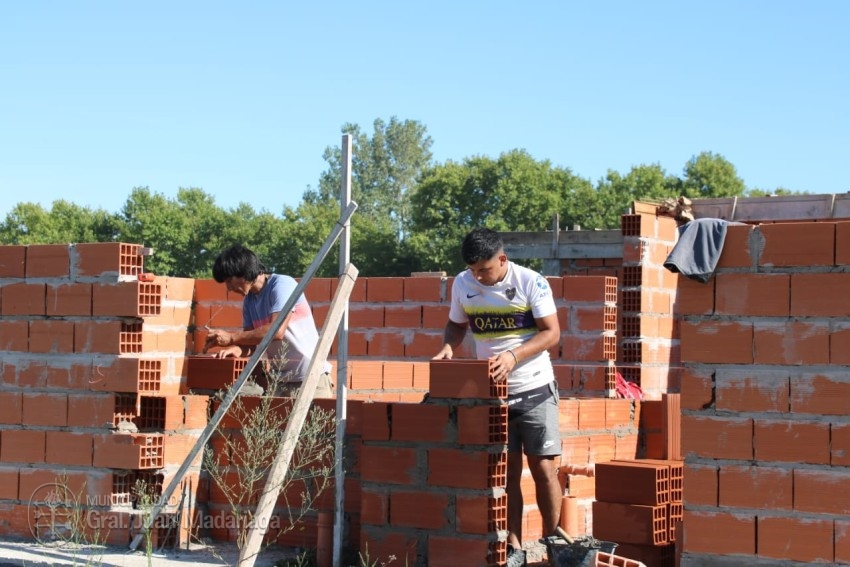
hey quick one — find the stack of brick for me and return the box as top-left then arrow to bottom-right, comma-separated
0,243 -> 206,546
556,276 -> 619,397
358,359 -> 508,567
679,221 -> 850,564
592,459 -> 682,567
618,211 -> 680,398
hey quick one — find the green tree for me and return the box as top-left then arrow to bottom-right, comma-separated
408,150 -> 576,273
0,201 -> 121,244
680,151 -> 746,198
318,117 -> 433,240
118,187 -> 236,278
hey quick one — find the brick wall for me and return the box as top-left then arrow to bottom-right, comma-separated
679,221 -> 850,565
0,243 -> 204,546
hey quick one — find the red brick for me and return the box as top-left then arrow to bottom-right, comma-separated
349,361 -> 383,390
348,305 -> 385,327
67,393 -> 116,428
578,399 -> 606,431
457,405 -> 508,445
753,321 -> 829,365
403,276 -> 442,302
0,319 -> 29,351
365,277 -> 404,302
680,367 -> 713,410
680,320 -> 753,363
456,494 -> 506,535
0,245 -> 26,277
193,278 -> 228,302
74,242 -> 143,278
0,391 -> 23,424
22,392 -> 68,427
46,282 -> 92,316
93,281 -> 163,317
304,277 -> 333,303
715,273 -> 789,316
563,276 -> 613,303
1,282 -> 45,315
790,273 -> 850,316
0,466 -> 18,499
359,445 -> 418,485
794,469 -> 850,515
0,429 -> 45,463
391,404 -> 449,443
25,244 -> 70,277
790,372 -> 850,416
404,331 -> 445,358
682,510 -> 755,555
383,305 -> 421,328
837,519 -> 850,563
360,402 -> 391,441
715,368 -> 789,413
716,223 -> 756,268
758,516 -> 834,563
833,423 -> 850,466
92,433 -> 163,469
28,319 -> 75,353
74,319 -> 123,353
759,222 -> 835,267
595,461 -> 669,506
382,361 -> 414,389
366,331 -> 405,357
592,501 -> 667,545
718,464 -> 791,509
754,419 -> 829,465
422,304 -> 450,329
674,276 -> 715,316
428,359 -> 504,399
360,489 -> 388,525
681,415 -> 752,460
683,463 -> 718,506
428,448 -> 502,489
390,490 -> 448,529
45,431 -> 93,466
186,355 -> 247,390
331,276 -> 366,302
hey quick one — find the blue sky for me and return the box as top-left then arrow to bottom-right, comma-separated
1,2 -> 848,219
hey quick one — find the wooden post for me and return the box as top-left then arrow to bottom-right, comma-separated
237,263 -> 359,567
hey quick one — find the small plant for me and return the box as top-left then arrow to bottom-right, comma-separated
132,479 -> 158,567
203,359 -> 338,551
358,543 -> 398,567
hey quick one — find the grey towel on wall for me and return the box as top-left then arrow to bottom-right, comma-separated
663,218 -> 729,283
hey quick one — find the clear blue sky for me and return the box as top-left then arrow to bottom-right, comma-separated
1,2 -> 848,219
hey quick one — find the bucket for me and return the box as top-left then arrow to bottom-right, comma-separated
542,535 -> 618,567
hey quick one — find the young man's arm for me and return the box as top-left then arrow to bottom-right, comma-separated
433,320 -> 468,360
205,311 -> 293,357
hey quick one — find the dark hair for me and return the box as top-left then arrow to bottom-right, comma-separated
461,228 -> 504,265
212,244 -> 267,283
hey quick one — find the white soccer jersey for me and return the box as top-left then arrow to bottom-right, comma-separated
449,261 -> 557,394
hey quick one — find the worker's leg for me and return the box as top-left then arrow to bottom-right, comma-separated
527,454 -> 562,535
506,448 -> 524,549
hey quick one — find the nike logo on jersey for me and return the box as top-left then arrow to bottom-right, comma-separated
466,293 -> 480,298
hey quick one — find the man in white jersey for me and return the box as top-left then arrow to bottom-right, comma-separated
434,228 -> 562,567
203,244 -> 333,398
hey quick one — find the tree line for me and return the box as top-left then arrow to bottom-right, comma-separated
0,117 -> 800,278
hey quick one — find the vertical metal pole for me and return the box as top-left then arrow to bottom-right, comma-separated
333,134 -> 352,567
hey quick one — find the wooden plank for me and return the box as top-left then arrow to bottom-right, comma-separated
692,193 -> 850,221
238,263 -> 359,567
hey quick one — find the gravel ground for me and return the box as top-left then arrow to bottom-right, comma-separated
0,538 -> 296,567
